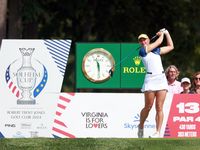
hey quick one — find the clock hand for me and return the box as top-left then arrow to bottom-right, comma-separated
97,60 -> 100,79
97,61 -> 100,71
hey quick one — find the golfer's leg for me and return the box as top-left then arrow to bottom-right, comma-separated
155,90 -> 167,132
139,91 -> 156,129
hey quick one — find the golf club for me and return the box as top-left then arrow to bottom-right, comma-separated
109,34 -> 158,77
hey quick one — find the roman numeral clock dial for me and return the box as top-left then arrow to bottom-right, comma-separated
82,48 -> 115,83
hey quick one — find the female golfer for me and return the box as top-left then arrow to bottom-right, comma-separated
137,29 -> 174,138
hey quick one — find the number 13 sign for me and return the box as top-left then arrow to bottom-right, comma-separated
164,94 -> 200,138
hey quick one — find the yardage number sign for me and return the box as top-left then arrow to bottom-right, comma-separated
176,102 -> 199,133
177,102 -> 199,114
164,94 -> 200,138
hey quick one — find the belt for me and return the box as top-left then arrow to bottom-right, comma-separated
147,71 -> 165,74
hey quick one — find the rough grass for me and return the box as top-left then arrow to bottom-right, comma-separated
0,138 -> 200,150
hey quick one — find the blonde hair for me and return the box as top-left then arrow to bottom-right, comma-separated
165,65 -> 180,80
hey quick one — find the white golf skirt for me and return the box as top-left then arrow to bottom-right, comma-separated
141,73 -> 168,92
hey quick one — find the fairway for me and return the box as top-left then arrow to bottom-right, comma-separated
1,138 -> 200,150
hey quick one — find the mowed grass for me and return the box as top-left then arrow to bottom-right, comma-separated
0,138 -> 200,150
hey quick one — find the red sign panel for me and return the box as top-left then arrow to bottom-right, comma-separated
164,94 -> 200,138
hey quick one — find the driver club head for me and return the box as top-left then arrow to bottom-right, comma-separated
109,69 -> 113,77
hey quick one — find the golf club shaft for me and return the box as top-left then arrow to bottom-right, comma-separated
110,34 -> 158,71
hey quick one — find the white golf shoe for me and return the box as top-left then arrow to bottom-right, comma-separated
149,131 -> 160,138
137,129 -> 143,138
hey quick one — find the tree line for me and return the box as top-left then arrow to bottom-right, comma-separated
1,0 -> 200,92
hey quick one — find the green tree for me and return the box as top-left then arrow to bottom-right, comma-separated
0,0 -> 8,46
3,0 -> 200,92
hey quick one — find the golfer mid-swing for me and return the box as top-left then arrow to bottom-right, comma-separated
137,29 -> 174,138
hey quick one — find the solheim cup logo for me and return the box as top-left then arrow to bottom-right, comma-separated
17,48 -> 36,104
5,47 -> 48,105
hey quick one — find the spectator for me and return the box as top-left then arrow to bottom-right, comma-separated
180,77 -> 192,94
165,65 -> 183,94
190,72 -> 200,94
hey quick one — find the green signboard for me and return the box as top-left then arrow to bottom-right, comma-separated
121,43 -> 146,88
76,43 -> 147,89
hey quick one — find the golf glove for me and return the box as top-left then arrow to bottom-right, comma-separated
160,28 -> 166,32
163,29 -> 169,35
160,28 -> 169,35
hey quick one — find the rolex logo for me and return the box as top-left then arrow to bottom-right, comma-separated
133,56 -> 141,66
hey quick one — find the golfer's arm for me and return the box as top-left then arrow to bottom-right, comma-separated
146,34 -> 164,53
160,33 -> 174,54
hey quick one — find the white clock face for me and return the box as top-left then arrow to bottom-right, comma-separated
82,48 -> 115,83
